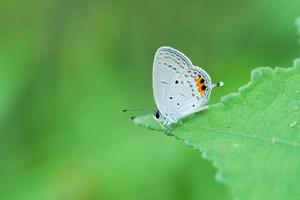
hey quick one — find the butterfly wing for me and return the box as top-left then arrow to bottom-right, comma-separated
166,67 -> 213,122
152,47 -> 193,121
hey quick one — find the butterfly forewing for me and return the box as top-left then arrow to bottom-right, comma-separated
152,47 -> 193,120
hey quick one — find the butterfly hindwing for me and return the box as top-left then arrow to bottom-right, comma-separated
166,67 -> 212,121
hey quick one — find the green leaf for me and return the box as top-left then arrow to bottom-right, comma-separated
133,22 -> 300,199
135,59 -> 300,200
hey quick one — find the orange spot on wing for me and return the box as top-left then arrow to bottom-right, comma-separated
198,87 -> 205,95
196,81 -> 202,87
194,77 -> 200,82
194,75 -> 207,95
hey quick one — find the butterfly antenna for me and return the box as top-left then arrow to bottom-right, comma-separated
122,108 -> 156,120
122,108 -> 156,113
211,81 -> 224,89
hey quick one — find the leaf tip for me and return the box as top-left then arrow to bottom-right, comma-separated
132,114 -> 164,131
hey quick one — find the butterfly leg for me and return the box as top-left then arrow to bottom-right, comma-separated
162,121 -> 174,136
178,119 -> 186,128
178,119 -> 193,132
202,105 -> 209,111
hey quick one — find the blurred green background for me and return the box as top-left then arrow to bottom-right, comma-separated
0,0 -> 299,199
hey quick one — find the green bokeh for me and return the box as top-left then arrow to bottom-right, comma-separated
0,0 -> 299,199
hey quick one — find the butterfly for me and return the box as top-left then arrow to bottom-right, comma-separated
152,46 -> 224,126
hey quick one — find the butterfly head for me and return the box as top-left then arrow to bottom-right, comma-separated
153,109 -> 177,125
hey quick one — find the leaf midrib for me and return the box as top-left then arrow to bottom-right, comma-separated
182,125 -> 300,150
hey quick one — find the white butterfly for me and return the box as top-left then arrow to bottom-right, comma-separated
153,46 -> 224,126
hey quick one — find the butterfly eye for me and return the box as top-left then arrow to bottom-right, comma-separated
155,111 -> 160,119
